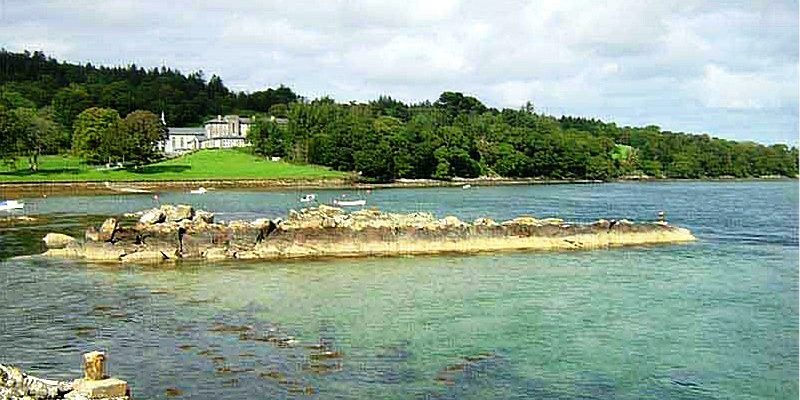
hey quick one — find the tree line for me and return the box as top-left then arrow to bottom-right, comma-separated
0,50 -> 298,127
1,49 -> 797,180
0,104 -> 166,169
0,49 -> 298,169
248,93 -> 799,181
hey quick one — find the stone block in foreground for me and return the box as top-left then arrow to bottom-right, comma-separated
69,378 -> 129,399
0,351 -> 131,400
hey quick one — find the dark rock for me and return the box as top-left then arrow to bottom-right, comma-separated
85,226 -> 100,242
139,209 -> 165,224
209,323 -> 252,333
309,351 -> 342,360
193,210 -> 214,223
98,218 -> 118,242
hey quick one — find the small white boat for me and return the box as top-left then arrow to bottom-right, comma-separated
333,199 -> 366,207
300,194 -> 317,203
462,184 -> 472,189
190,187 -> 208,195
0,200 -> 24,212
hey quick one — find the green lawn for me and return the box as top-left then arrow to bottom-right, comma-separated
0,149 -> 349,182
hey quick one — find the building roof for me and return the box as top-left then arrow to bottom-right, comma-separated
204,115 -> 254,124
168,127 -> 205,136
200,136 -> 247,142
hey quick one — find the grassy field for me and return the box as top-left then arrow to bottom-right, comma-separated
0,149 -> 348,182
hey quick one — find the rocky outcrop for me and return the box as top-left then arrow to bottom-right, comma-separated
0,364 -> 72,400
0,353 -> 130,400
163,205 -> 193,222
38,204 -> 696,263
97,219 -> 118,242
121,250 -> 169,263
138,209 -> 165,225
42,233 -> 76,249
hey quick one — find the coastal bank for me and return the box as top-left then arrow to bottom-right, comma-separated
2,176 -> 795,199
0,177 -> 604,198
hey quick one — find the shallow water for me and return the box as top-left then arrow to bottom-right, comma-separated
0,181 -> 797,399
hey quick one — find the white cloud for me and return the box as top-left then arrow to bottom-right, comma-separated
340,0 -> 460,26
0,0 -> 796,144
343,33 -> 469,84
694,64 -> 794,110
600,62 -> 620,75
222,17 -> 325,54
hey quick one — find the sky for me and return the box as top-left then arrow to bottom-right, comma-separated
1,0 -> 797,144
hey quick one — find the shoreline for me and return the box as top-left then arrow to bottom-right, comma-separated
0,177 -> 598,197
0,176 -> 794,198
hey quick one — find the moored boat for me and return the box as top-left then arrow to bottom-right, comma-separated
0,200 -> 24,212
333,199 -> 366,207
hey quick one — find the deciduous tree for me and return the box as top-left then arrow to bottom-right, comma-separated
72,107 -> 121,164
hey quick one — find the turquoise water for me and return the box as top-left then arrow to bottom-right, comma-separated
0,181 -> 797,399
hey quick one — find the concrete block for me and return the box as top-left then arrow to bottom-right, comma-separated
72,378 -> 129,399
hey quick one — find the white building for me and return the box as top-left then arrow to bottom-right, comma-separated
163,114 -> 254,154
163,127 -> 205,153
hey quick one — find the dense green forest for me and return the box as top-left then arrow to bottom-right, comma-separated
250,94 -> 798,181
1,49 -> 797,181
0,50 -> 297,127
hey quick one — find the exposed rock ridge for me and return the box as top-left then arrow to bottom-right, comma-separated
0,364 -> 72,400
39,204 -> 696,262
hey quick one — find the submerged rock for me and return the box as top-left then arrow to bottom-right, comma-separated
121,250 -> 169,263
42,247 -> 83,258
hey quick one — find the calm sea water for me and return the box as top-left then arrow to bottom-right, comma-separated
0,181 -> 797,399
